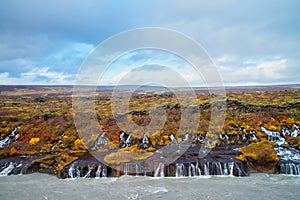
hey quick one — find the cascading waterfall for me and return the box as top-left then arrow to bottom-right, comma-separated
68,163 -> 75,179
172,161 -> 238,177
229,162 -> 234,176
102,166 -> 107,177
189,163 -> 196,177
154,163 -> 164,177
204,162 -> 209,176
0,162 -> 15,176
75,166 -> 80,178
223,162 -> 228,175
276,147 -> 300,175
122,163 -> 130,176
68,162 -> 81,178
18,163 -> 24,175
135,163 -> 143,176
83,165 -> 92,178
196,162 -> 201,175
95,164 -> 102,179
279,162 -> 300,175
261,124 -> 300,176
176,163 -> 185,177
0,126 -> 20,148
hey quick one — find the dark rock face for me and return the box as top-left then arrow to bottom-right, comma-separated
59,156 -> 109,179
0,144 -> 249,178
59,145 -> 249,178
0,155 -> 43,176
1,125 -> 299,178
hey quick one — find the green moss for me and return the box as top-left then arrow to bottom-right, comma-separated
104,148 -> 154,165
237,140 -> 279,164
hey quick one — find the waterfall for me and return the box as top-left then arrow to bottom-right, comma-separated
171,162 -> 241,177
75,166 -> 80,178
0,127 -> 20,148
223,163 -> 228,175
95,164 -> 102,179
228,162 -> 234,176
275,147 -> 300,175
175,163 -> 185,177
142,134 -> 149,144
135,163 -> 143,176
68,162 -> 80,178
189,163 -> 195,177
261,126 -> 287,146
204,162 -> 209,176
235,163 -> 242,176
279,162 -> 300,175
169,134 -> 177,144
188,165 -> 191,177
68,163 -> 75,178
92,133 -> 107,150
196,162 -> 201,176
102,166 -> 107,177
282,124 -> 299,137
222,162 -> 235,176
154,163 -> 164,177
17,163 -> 23,175
83,165 -> 92,178
122,163 -> 129,176
216,162 -> 223,175
0,162 -> 15,176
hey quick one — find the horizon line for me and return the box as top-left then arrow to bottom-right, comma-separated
0,83 -> 300,88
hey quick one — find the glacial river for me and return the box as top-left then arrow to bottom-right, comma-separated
0,173 -> 299,200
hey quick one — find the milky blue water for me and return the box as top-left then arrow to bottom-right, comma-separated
0,173 -> 299,200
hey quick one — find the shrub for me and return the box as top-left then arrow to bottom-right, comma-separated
29,137 -> 40,145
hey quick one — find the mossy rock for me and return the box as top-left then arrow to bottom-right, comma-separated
104,146 -> 154,165
236,140 -> 279,173
32,152 -> 83,177
237,140 -> 279,163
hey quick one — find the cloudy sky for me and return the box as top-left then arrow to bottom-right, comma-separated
0,0 -> 299,86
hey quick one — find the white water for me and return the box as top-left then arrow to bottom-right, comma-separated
0,162 -> 15,176
204,162 -> 209,175
95,165 -> 102,179
0,173 -> 299,200
261,126 -> 287,145
122,163 -> 130,176
0,127 -> 20,148
260,125 -> 300,175
154,163 -> 164,177
175,162 -> 230,177
175,163 -> 185,177
261,125 -> 300,146
279,163 -> 300,175
68,162 -> 80,179
83,165 -> 92,178
275,147 -> 300,175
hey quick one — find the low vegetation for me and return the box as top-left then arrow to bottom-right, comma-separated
0,86 -> 300,172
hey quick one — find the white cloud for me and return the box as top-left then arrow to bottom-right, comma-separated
0,67 -> 75,85
219,59 -> 289,85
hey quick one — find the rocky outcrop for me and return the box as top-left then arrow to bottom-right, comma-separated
1,124 -> 299,178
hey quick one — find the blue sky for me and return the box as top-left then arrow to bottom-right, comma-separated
0,0 -> 299,86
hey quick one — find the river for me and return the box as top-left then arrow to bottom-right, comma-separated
0,173 -> 299,200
